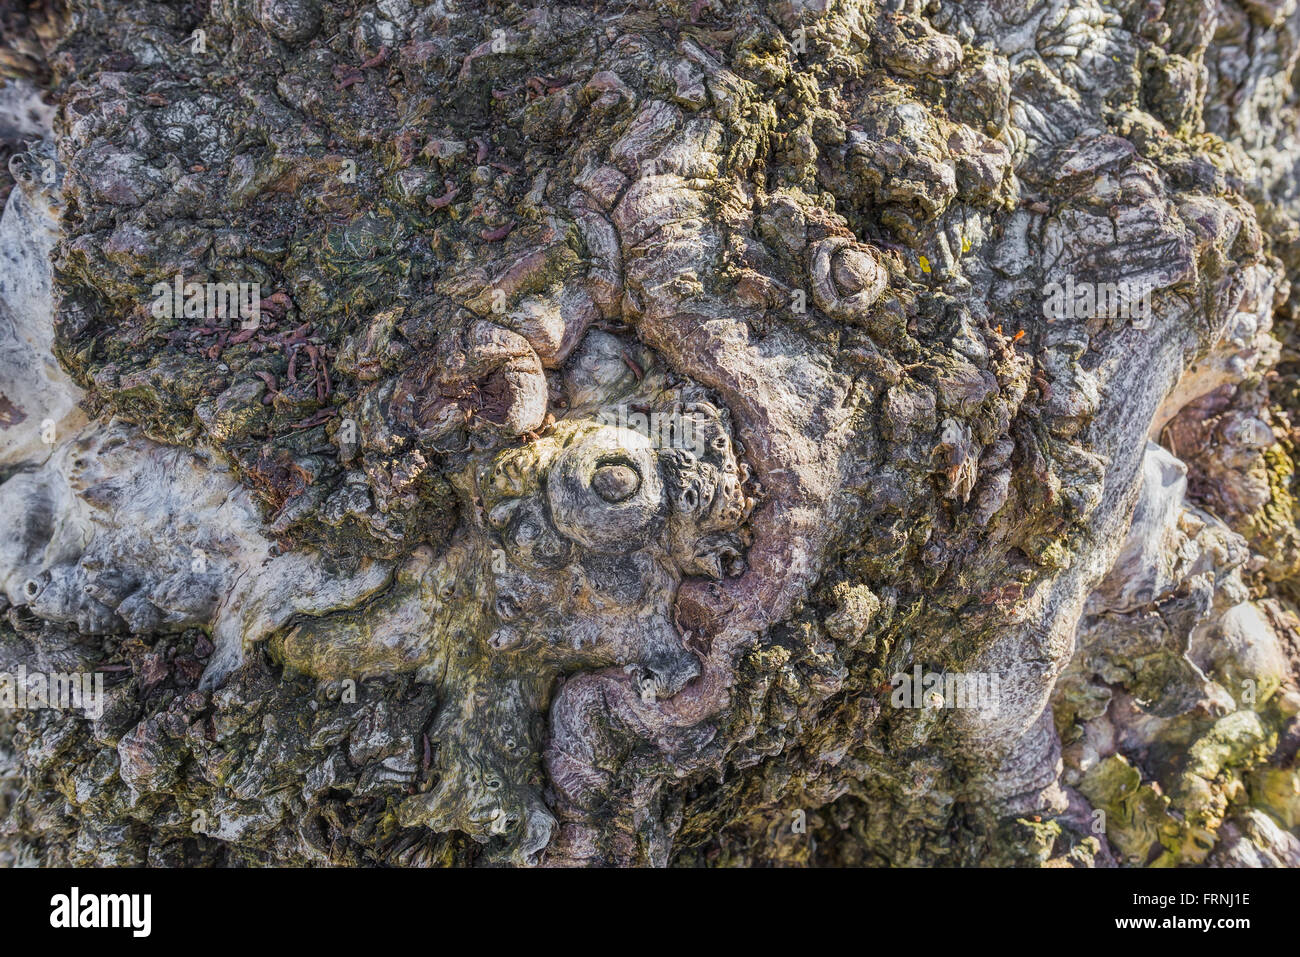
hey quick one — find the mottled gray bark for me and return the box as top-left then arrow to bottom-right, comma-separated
1,0 -> 1299,867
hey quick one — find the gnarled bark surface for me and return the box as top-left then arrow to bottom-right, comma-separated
2,0 -> 1300,867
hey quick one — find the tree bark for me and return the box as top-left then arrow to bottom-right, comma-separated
2,0 -> 1300,867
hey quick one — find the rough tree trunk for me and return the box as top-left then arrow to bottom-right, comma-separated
1,0 -> 1299,867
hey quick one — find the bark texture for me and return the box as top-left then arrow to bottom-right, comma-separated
2,0 -> 1300,867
